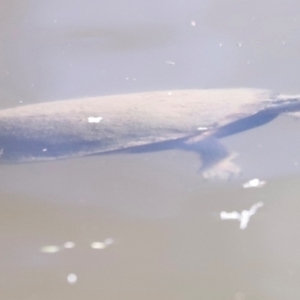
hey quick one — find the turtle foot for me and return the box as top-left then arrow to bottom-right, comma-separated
201,152 -> 241,181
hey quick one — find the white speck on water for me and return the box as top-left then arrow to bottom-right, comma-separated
219,42 -> 222,47
282,40 -> 286,45
168,92 -> 172,96
238,42 -> 242,47
53,19 -> 57,24
197,127 -> 208,131
42,148 -> 47,152
220,202 -> 264,229
19,101 -> 23,103
40,245 -> 60,253
67,273 -> 77,284
104,238 -> 114,245
91,242 -> 106,249
165,61 -> 176,65
190,20 -> 196,26
133,78 -> 136,81
64,241 -> 75,249
125,77 -> 129,80
88,116 -> 103,123
243,178 -> 266,188
247,60 -> 250,64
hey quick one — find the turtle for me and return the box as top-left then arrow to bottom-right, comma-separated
0,88 -> 299,179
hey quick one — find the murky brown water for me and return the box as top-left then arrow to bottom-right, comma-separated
1,0 -> 300,299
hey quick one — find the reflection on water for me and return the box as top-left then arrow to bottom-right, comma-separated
1,0 -> 300,299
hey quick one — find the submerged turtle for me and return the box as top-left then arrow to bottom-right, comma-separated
0,88 -> 300,179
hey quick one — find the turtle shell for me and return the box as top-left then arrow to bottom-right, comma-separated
0,88 -> 277,163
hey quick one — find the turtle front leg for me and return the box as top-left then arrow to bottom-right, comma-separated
182,136 -> 240,180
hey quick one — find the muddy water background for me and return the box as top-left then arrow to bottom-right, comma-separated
1,0 -> 300,299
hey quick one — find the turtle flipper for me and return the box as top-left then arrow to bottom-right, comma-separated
182,136 -> 240,180
201,151 -> 240,180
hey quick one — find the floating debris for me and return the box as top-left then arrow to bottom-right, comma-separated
165,61 -> 176,65
40,245 -> 60,253
124,76 -> 137,81
67,273 -> 77,284
104,238 -> 115,245
191,20 -> 196,26
220,202 -> 264,229
87,116 -> 102,123
64,241 -> 75,249
243,178 -> 266,188
91,238 -> 115,249
40,239 -> 114,253
91,242 -> 106,249
197,127 -> 208,131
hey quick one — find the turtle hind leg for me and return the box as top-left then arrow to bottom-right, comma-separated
201,151 -> 240,180
181,136 -> 240,180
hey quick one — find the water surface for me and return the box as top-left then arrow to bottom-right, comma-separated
1,0 -> 300,299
